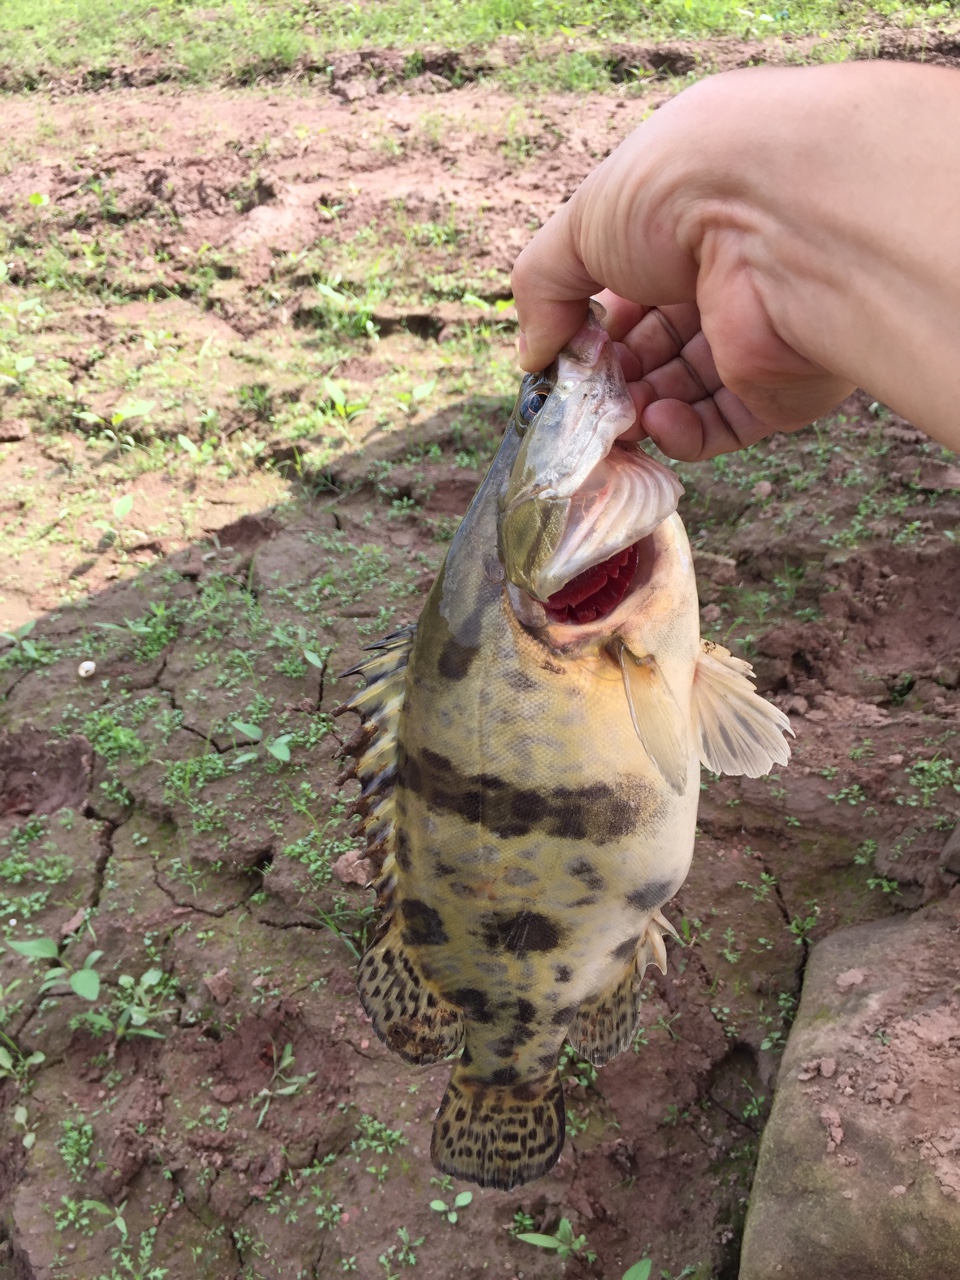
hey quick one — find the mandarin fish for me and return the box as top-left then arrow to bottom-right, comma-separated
338,306 -> 791,1191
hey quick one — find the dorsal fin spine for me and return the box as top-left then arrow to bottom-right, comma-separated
336,625 -> 416,879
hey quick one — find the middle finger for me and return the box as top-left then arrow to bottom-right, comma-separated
620,304 -> 703,378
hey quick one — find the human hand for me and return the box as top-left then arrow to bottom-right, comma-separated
511,70 -> 856,461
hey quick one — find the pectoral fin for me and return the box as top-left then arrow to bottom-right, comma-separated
694,639 -> 793,777
618,644 -> 688,795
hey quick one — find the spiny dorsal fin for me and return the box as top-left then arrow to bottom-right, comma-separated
335,624 -> 416,881
341,623 -> 462,1063
618,643 -> 688,796
693,639 -> 793,778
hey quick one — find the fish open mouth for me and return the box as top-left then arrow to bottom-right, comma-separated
541,540 -> 642,625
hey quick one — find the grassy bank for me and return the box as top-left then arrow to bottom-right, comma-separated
1,0 -> 956,92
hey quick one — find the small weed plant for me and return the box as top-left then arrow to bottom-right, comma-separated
517,1217 -> 597,1263
430,1190 -> 472,1223
253,1042 -> 316,1128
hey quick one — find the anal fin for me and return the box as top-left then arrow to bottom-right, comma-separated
357,924 -> 463,1065
568,966 -> 641,1065
694,639 -> 793,777
431,1064 -> 565,1191
569,910 -> 679,1065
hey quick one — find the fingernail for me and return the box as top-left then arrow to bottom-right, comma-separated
517,331 -> 529,361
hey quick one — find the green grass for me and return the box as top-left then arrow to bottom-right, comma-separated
0,0 -> 954,91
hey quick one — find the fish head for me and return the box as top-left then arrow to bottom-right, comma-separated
504,307 -> 635,524
499,306 -> 687,654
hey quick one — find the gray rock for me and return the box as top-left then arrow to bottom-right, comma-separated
941,825 -> 960,877
740,894 -> 960,1280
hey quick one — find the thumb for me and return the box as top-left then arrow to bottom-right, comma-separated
511,202 -> 601,372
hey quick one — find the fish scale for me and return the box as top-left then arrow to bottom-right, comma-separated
340,310 -> 792,1190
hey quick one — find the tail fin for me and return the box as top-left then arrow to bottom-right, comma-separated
431,1064 -> 565,1190
357,924 -> 463,1065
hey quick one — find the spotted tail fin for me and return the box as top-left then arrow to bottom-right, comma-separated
431,1064 -> 565,1191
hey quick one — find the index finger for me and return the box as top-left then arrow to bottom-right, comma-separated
511,202 -> 601,372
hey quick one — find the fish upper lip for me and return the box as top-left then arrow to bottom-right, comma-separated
520,402 -> 634,502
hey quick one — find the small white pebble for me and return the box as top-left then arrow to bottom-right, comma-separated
78,661 -> 96,679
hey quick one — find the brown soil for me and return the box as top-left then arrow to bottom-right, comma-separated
0,64 -> 958,1280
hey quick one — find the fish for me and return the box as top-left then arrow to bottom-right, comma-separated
338,305 -> 791,1191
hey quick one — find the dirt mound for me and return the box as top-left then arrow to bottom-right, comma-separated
0,728 -> 92,818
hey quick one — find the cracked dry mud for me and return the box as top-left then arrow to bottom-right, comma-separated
0,61 -> 959,1280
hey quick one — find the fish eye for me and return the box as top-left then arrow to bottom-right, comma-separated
517,384 -> 550,430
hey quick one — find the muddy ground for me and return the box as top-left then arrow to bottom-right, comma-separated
0,54 -> 959,1280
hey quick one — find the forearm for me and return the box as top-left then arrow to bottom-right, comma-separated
682,63 -> 960,449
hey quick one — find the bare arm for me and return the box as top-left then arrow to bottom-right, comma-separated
511,62 -> 960,460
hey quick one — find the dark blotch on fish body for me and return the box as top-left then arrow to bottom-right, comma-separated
567,857 -> 605,892
490,1066 -> 521,1085
491,1025 -> 535,1055
452,987 -> 495,1024
611,934 -> 641,961
400,899 -> 449,946
405,749 -> 645,844
504,669 -> 540,694
503,865 -> 538,887
438,636 -> 479,681
395,828 -> 412,872
481,910 -> 565,956
515,999 -> 537,1024
625,878 -> 676,912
